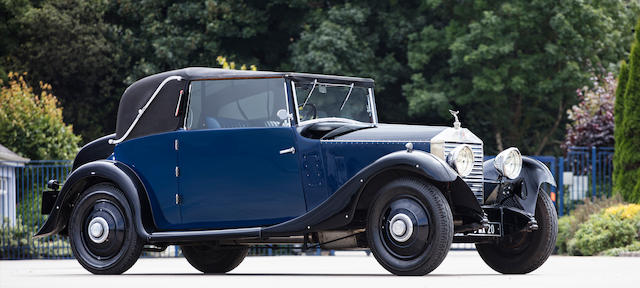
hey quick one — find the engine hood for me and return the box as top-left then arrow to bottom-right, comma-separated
330,124 -> 448,142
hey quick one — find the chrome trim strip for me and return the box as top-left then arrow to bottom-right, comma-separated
368,88 -> 379,124
321,140 -> 430,143
291,81 -> 302,124
183,82 -> 193,129
283,80 -> 292,127
109,76 -> 184,144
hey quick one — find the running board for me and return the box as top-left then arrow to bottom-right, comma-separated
146,227 -> 261,243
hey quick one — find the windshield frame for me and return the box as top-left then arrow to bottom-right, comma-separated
290,79 -> 378,126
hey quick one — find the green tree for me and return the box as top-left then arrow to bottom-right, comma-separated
613,62 -> 629,200
1,0 -> 129,142
0,72 -> 80,160
288,0 -> 426,122
615,19 -> 640,203
405,0 -> 639,154
105,0 -> 307,82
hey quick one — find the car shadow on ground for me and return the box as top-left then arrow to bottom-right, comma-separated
63,273 -> 512,277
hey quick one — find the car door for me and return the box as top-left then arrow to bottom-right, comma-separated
114,132 -> 181,230
177,78 -> 306,230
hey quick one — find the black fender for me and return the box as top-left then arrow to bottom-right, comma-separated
34,160 -> 155,240
262,150 -> 483,236
71,134 -> 116,171
483,156 -> 556,215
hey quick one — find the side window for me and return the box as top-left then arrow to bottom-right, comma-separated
185,78 -> 289,130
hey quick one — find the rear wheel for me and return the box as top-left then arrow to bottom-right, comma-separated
476,190 -> 558,274
68,184 -> 143,274
366,178 -> 453,276
181,244 -> 249,273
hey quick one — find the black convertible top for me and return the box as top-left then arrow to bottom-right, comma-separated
113,67 -> 374,143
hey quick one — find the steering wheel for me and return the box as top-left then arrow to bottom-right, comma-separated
298,103 -> 317,121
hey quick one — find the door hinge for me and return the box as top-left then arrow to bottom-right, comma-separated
174,139 -> 179,151
175,194 -> 181,205
175,166 -> 180,177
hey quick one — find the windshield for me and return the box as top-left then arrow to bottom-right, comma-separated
292,80 -> 375,124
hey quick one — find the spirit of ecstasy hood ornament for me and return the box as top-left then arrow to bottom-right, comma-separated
449,110 -> 461,129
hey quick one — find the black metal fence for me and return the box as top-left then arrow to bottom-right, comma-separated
1,160 -> 73,259
0,146 -> 615,259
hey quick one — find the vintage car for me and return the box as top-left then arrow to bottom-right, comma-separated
35,67 -> 557,275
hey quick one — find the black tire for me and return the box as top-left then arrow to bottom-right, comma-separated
366,177 -> 453,276
181,245 -> 249,273
68,183 -> 143,274
476,190 -> 558,274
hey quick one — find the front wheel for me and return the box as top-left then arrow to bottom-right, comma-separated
181,244 -> 249,273
366,178 -> 453,276
68,184 -> 143,274
476,189 -> 558,274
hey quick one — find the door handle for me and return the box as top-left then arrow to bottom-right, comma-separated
279,147 -> 296,155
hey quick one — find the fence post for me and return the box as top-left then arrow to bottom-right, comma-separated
591,146 -> 597,199
558,157 -> 564,217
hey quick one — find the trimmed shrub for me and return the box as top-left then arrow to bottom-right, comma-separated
601,241 -> 640,256
556,215 -> 577,254
570,213 -> 636,256
556,195 -> 625,254
568,203 -> 640,256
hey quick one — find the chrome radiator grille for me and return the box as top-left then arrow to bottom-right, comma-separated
444,142 -> 484,204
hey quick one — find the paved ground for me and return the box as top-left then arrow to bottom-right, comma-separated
1,251 -> 637,288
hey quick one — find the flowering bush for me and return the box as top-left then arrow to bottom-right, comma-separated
563,73 -> 616,150
604,204 -> 640,220
0,72 -> 80,160
560,202 -> 640,256
215,56 -> 257,71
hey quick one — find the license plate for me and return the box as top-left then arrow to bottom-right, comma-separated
471,222 -> 501,236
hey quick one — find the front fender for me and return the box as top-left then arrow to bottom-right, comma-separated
263,150 -> 474,235
483,156 -> 556,214
34,160 -> 154,240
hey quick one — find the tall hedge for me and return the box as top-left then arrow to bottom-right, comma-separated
614,62 -> 629,200
615,19 -> 640,203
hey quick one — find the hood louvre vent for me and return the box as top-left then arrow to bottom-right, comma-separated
444,142 -> 484,204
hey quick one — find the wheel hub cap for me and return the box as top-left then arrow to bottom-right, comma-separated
389,213 -> 413,242
88,217 -> 109,244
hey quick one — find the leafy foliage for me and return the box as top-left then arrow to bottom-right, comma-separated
555,195 -> 624,254
600,241 -> 640,256
1,0 -> 127,141
570,212 -> 637,256
557,200 -> 640,256
613,62 -> 630,201
405,0 -> 639,154
563,73 -> 616,150
0,72 -> 80,160
614,19 -> 640,203
0,0 -> 638,153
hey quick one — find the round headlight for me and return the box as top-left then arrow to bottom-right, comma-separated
447,145 -> 474,177
494,147 -> 522,179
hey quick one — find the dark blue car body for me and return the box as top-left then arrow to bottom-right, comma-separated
35,68 -> 557,276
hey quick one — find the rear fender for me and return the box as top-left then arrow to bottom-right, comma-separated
34,160 -> 154,239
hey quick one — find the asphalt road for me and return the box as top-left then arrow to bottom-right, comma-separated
1,251 -> 637,288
